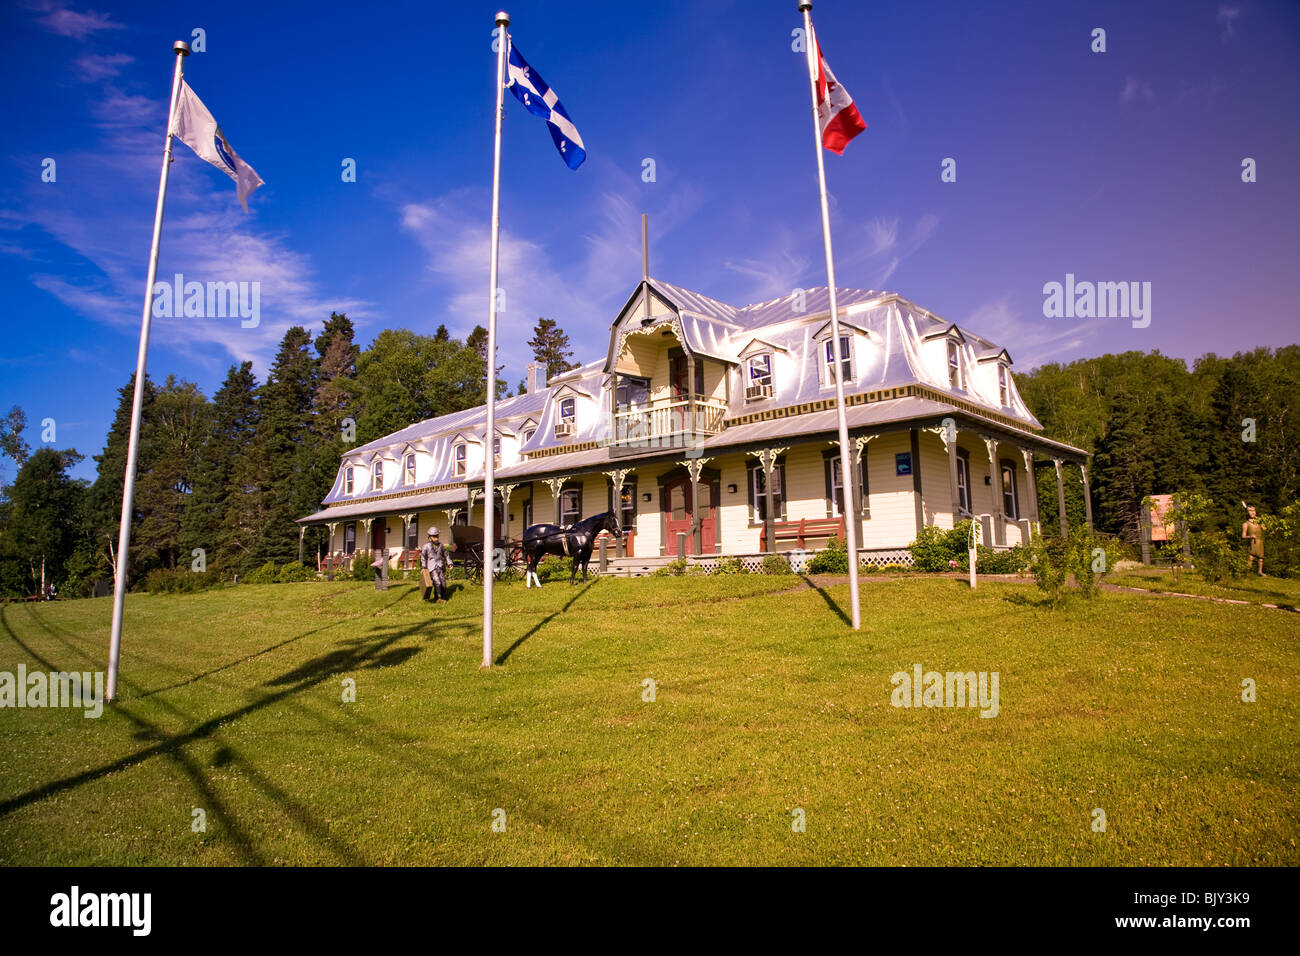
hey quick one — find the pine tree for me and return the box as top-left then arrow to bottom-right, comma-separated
87,374 -> 156,582
183,363 -> 258,570
527,317 -> 579,379
134,376 -> 208,571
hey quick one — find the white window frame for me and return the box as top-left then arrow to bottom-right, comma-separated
947,339 -> 963,390
998,364 -> 1010,407
820,335 -> 853,387
560,487 -> 581,525
453,442 -> 467,477
956,452 -> 971,515
1001,460 -> 1019,519
343,465 -> 354,495
522,428 -> 535,444
750,463 -> 784,523
559,397 -> 576,424
405,453 -> 416,485
746,354 -> 773,392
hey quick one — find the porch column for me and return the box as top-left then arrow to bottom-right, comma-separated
497,483 -> 517,544
1019,448 -> 1039,535
984,436 -> 1005,545
686,354 -> 697,439
544,477 -> 565,524
1080,463 -> 1094,530
749,447 -> 786,554
930,421 -> 962,518
1053,458 -> 1069,538
684,456 -> 711,555
604,468 -> 631,557
360,517 -> 374,554
297,525 -> 306,564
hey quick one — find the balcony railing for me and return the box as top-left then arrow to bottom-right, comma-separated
612,396 -> 728,450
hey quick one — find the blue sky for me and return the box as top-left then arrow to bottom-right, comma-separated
2,0 -> 1298,483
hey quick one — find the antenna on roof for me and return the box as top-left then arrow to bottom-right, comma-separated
641,213 -> 649,281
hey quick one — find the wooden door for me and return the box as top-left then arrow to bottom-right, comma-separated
662,474 -> 717,556
371,521 -> 386,552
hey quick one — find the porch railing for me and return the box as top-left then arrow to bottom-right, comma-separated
612,396 -> 728,446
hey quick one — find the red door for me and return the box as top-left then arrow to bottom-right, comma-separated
662,474 -> 717,556
371,520 -> 386,552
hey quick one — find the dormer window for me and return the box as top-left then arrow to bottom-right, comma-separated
372,461 -> 384,491
405,453 -> 416,485
560,397 -> 575,423
344,466 -> 354,495
821,335 -> 852,386
998,364 -> 1010,407
947,340 -> 963,390
493,437 -> 501,467
745,354 -> 773,400
523,428 -> 535,444
454,442 -> 467,477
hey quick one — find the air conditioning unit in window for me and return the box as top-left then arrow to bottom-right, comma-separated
745,383 -> 773,400
554,421 -> 574,438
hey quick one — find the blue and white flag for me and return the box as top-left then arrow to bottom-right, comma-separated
505,38 -> 586,171
170,81 -> 264,211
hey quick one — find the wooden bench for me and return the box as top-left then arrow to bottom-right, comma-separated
759,516 -> 846,550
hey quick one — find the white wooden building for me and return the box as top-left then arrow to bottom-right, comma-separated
298,277 -> 1091,569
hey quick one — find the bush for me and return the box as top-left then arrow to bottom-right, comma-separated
761,553 -> 793,575
713,555 -> 746,575
976,544 -> 1030,575
808,535 -> 849,574
909,521 -> 972,572
535,554 -> 571,583
243,561 -> 280,585
142,567 -> 222,594
653,555 -> 689,577
277,561 -> 315,583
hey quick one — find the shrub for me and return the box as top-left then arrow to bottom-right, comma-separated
653,555 -> 689,577
714,555 -> 746,575
1028,534 -> 1070,604
535,554 -> 571,583
277,561 -> 315,583
142,567 -> 223,594
975,544 -> 1030,575
808,535 -> 849,574
761,553 -> 793,575
347,550 -> 375,582
244,561 -> 280,585
909,521 -> 972,572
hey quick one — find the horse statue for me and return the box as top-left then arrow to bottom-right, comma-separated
521,511 -> 623,587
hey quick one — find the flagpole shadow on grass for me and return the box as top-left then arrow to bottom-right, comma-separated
798,573 -> 852,627
494,579 -> 596,665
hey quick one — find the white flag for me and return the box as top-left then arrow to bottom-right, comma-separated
170,81 -> 264,211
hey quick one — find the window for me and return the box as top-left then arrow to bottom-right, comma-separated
746,354 -> 773,399
947,340 -> 963,389
406,519 -> 418,552
522,428 -> 535,444
747,460 -> 786,523
453,511 -> 468,526
405,453 -> 416,485
344,522 -> 356,554
823,450 -> 869,518
522,496 -> 533,529
493,436 -> 501,466
560,398 -> 576,423
454,442 -> 466,477
343,466 -> 354,495
1000,459 -> 1019,519
998,364 -> 1010,407
372,461 -> 384,491
609,477 -> 637,532
956,450 -> 971,515
560,486 -> 582,525
822,335 -> 852,386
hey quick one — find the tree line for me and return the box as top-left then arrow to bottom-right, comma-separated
0,315 -> 578,598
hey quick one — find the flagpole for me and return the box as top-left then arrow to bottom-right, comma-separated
483,11 -> 510,668
106,40 -> 191,702
798,1 -> 861,631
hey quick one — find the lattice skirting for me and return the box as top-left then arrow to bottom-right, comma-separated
683,549 -> 915,574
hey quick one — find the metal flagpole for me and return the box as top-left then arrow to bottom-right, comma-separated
106,40 -> 191,702
798,1 -> 861,630
483,11 -> 510,668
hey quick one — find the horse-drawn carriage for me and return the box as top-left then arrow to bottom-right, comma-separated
448,524 -> 525,584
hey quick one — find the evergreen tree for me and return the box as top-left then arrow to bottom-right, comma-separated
134,376 -> 208,570
86,374 -> 156,582
527,317 -> 579,379
0,448 -> 87,597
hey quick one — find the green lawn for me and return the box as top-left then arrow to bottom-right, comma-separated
1108,568 -> 1300,606
1,574 -> 1295,866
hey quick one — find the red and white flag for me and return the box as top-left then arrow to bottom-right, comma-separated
813,37 -> 867,154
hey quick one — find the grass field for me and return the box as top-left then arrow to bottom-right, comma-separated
1,573 -> 1296,866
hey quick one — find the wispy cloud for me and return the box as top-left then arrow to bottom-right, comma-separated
24,0 -> 123,39
1120,76 -> 1156,105
965,296 -> 1100,369
74,53 -> 133,83
1217,4 -> 1242,41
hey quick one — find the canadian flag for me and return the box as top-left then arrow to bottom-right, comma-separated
813,39 -> 867,154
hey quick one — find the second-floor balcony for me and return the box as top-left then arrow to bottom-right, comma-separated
611,395 -> 728,453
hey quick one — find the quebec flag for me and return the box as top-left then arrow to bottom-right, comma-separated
505,37 -> 586,171
170,81 -> 265,211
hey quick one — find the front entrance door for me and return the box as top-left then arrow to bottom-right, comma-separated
662,473 -> 717,556
371,520 -> 386,552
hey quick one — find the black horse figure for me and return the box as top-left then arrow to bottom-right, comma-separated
522,511 -> 622,587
